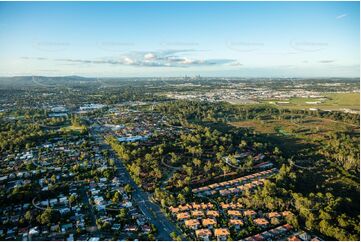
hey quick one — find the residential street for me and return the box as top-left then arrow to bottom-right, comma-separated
91,124 -> 183,241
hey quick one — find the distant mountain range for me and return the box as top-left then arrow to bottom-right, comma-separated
0,76 -> 98,88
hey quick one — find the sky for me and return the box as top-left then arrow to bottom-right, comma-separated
0,1 -> 359,77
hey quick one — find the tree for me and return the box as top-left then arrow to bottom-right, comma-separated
221,164 -> 230,175
118,208 -> 127,221
337,214 -> 350,228
170,232 -> 177,240
177,193 -> 186,204
154,168 -> 162,179
229,155 -> 238,166
239,140 -> 247,149
270,217 -> 280,225
319,210 -> 332,221
170,152 -> 179,164
192,158 -> 201,167
124,184 -> 133,194
112,191 -> 120,203
147,234 -> 155,240
183,165 -> 193,177
108,158 -> 115,166
71,114 -> 80,127
273,147 -> 281,155
25,210 -> 32,221
69,194 -> 77,207
50,174 -> 57,183
285,214 -> 299,229
37,207 -> 53,225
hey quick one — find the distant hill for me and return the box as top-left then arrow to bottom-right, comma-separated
0,76 -> 98,88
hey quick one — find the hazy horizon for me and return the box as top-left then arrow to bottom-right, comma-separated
0,75 -> 360,79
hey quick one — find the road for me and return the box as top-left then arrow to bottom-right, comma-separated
113,156 -> 180,240
90,124 -> 183,241
80,186 -> 100,236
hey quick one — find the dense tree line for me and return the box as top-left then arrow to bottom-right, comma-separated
317,132 -> 360,171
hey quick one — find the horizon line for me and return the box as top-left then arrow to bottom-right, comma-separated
0,75 -> 360,79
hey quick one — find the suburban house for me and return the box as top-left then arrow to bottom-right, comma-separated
184,219 -> 200,230
214,228 -> 230,241
229,219 -> 244,229
195,229 -> 212,241
202,218 -> 217,229
253,218 -> 270,228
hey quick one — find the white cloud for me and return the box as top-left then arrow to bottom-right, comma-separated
123,57 -> 134,65
180,57 -> 200,64
336,14 -> 348,19
228,61 -> 243,66
22,49 -> 236,68
319,60 -> 335,64
144,53 -> 156,60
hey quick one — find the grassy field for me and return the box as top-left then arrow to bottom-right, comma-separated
230,116 -> 359,156
230,119 -> 296,134
262,92 -> 360,111
60,124 -> 87,133
324,92 -> 360,107
230,116 -> 358,138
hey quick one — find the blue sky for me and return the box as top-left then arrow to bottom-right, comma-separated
0,1 -> 359,77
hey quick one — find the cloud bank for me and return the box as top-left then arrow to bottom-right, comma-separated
22,49 -> 238,68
